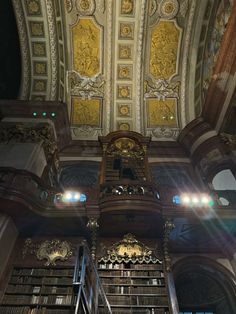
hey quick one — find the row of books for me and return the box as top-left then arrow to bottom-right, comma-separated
98,308 -> 169,314
103,285 -> 166,294
6,285 -> 73,295
2,295 -> 73,306
12,269 -> 73,277
98,263 -> 163,270
99,270 -> 164,277
0,308 -> 73,314
106,295 -> 168,306
0,306 -> 30,314
101,277 -> 165,285
10,277 -> 72,285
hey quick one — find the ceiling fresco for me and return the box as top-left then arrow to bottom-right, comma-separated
202,0 -> 233,100
12,0 -> 234,141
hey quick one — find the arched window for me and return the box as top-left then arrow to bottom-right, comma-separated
212,169 -> 236,206
212,169 -> 236,190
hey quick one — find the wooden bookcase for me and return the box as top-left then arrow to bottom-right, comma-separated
0,266 -> 75,314
98,262 -> 170,314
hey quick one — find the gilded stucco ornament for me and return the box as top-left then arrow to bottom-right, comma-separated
98,234 -> 162,264
72,126 -> 102,139
147,98 -> 177,127
64,0 -> 73,13
76,0 -> 95,15
72,18 -> 101,77
71,98 -> 101,126
149,0 -> 157,16
179,0 -> 188,17
106,137 -> 145,158
36,240 -> 73,266
149,20 -> 180,80
117,85 -> 132,99
121,0 -> 134,15
97,0 -> 105,13
144,77 -> 179,100
104,0 -> 113,134
45,0 -> 58,100
11,0 -> 31,99
159,0 -> 179,19
22,239 -> 74,266
150,127 -> 180,139
69,71 -> 105,99
135,0 -> 146,133
26,0 -> 41,15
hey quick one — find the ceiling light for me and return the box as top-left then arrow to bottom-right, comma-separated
64,192 -> 72,201
74,192 -> 80,200
182,195 -> 190,204
192,196 -> 199,204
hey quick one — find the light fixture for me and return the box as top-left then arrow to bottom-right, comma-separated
74,192 -> 80,200
63,192 -> 73,201
55,191 -> 87,204
192,196 -> 199,204
179,193 -> 214,207
181,194 -> 190,205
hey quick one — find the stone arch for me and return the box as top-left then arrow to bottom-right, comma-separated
173,256 -> 236,314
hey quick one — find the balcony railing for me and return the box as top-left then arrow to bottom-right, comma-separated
0,167 -> 235,217
0,167 -> 98,216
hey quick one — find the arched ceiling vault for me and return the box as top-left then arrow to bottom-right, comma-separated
12,0 -> 236,141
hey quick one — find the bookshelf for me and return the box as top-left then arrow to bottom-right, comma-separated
0,266 -> 75,314
98,262 -> 170,314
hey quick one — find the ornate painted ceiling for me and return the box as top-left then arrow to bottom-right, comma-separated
12,0 -> 233,141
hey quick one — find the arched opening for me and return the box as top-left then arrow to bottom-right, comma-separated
212,169 -> 236,206
174,257 -> 236,314
212,169 -> 236,190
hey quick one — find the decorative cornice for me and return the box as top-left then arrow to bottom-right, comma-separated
46,0 -> 59,100
12,0 -> 31,99
0,123 -> 57,160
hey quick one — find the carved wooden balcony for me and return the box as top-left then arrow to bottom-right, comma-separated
99,180 -> 162,214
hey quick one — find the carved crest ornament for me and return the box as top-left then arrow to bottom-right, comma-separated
23,239 -> 74,266
106,137 -> 146,158
99,234 -> 162,264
